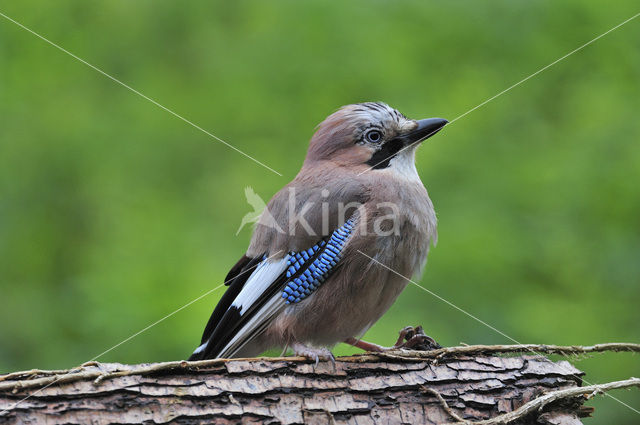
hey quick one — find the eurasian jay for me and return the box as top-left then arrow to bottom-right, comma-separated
189,102 -> 447,362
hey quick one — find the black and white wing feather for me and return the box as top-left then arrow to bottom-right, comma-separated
189,218 -> 356,360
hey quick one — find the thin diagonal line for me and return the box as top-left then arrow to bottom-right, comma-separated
0,11 -> 282,177
448,11 -> 640,125
357,250 -> 640,415
87,282 -> 227,362
0,250 -> 283,416
357,252 -> 523,345
359,11 -> 640,175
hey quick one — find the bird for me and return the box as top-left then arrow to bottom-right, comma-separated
189,102 -> 447,363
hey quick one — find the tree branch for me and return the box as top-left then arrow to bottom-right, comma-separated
373,342 -> 640,362
0,344 -> 637,424
2,343 -> 637,393
444,377 -> 640,425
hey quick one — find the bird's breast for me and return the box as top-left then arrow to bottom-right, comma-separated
367,178 -> 436,272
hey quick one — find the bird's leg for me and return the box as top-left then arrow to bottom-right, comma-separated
345,326 -> 441,353
344,337 -> 385,352
291,342 -> 335,367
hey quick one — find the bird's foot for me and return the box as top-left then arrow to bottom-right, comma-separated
291,342 -> 335,367
345,325 -> 441,353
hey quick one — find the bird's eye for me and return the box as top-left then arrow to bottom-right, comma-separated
365,130 -> 382,143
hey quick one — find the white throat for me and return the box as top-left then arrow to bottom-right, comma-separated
388,148 -> 421,182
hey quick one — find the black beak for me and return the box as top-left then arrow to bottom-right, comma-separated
401,118 -> 448,145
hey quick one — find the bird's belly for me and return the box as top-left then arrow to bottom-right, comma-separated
274,272 -> 405,347
267,231 -> 430,348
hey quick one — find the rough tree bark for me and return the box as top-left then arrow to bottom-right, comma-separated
0,344 -> 638,424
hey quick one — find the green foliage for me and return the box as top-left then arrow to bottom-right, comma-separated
0,1 -> 638,422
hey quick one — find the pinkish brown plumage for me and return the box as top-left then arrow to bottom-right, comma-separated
190,102 -> 447,362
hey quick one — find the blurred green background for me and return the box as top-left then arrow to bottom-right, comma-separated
1,0 -> 638,422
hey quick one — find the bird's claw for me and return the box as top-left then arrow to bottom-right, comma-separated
392,325 -> 441,351
291,343 -> 335,367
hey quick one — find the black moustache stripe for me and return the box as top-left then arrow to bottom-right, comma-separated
365,138 -> 404,169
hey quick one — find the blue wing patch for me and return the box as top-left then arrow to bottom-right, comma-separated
282,218 -> 355,304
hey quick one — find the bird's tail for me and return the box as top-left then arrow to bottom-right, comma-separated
187,341 -> 209,361
187,352 -> 201,361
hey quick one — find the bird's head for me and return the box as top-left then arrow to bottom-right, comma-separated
304,102 -> 447,175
